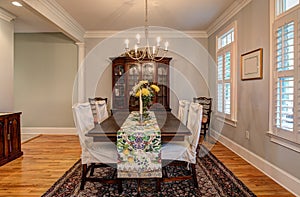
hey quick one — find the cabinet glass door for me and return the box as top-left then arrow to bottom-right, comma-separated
157,63 -> 168,106
113,64 -> 125,108
142,62 -> 155,82
127,63 -> 141,108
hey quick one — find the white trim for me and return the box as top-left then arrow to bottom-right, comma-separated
22,0 -> 85,42
0,8 -> 16,22
210,129 -> 300,196
84,30 -> 208,39
22,127 -> 77,135
207,0 -> 252,36
268,131 -> 300,153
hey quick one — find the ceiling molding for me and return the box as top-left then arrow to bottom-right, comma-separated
0,8 -> 16,22
22,0 -> 85,42
84,30 -> 208,39
206,0 -> 252,37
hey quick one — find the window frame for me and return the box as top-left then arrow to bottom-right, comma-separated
215,21 -> 237,127
269,1 -> 300,152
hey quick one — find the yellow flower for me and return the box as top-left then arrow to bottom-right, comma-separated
141,88 -> 150,96
135,90 -> 141,97
150,84 -> 160,93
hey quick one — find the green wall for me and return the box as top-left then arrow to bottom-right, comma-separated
14,33 -> 77,127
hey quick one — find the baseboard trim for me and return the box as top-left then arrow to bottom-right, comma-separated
210,129 -> 300,196
22,127 -> 77,135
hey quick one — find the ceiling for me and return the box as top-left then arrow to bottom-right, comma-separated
0,0 -> 235,33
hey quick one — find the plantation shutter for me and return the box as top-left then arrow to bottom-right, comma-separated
273,9 -> 299,140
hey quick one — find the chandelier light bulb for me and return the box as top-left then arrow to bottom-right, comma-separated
164,41 -> 169,51
125,39 -> 129,49
136,34 -> 141,44
156,37 -> 161,46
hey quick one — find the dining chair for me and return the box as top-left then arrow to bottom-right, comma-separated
160,102 -> 203,188
95,100 -> 109,124
72,102 -> 122,193
88,97 -> 109,123
177,100 -> 190,126
193,97 -> 212,138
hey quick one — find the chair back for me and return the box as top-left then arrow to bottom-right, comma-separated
178,100 -> 190,126
193,97 -> 212,135
95,100 -> 109,124
187,102 -> 203,154
72,102 -> 95,134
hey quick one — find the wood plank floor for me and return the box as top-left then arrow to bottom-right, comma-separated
201,137 -> 294,197
0,135 -> 294,196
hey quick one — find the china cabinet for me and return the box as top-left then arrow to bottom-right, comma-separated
111,56 -> 172,111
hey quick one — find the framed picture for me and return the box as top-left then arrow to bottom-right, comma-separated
241,48 -> 263,80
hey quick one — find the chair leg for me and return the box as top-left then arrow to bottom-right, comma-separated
90,163 -> 95,176
191,164 -> 198,188
117,179 -> 123,194
80,164 -> 87,190
156,178 -> 161,192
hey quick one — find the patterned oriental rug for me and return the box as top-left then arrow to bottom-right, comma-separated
42,145 -> 256,197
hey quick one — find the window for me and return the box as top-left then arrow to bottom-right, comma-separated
276,0 -> 299,16
270,3 -> 300,149
216,22 -> 237,126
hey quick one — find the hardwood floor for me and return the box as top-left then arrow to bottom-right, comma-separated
0,135 -> 81,196
0,135 -> 294,196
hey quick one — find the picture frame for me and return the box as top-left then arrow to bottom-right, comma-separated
241,48 -> 263,80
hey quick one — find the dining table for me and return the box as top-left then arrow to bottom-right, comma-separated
86,110 -> 192,143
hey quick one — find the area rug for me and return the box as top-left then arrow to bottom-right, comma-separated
42,145 -> 256,197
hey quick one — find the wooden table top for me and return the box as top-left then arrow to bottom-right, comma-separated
86,111 -> 191,142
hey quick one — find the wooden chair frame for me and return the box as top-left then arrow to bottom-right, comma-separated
193,97 -> 212,138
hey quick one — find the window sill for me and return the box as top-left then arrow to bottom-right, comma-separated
267,131 -> 300,153
216,116 -> 237,127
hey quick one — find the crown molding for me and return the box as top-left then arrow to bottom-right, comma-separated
0,8 -> 16,22
22,0 -> 85,42
206,0 -> 252,37
84,30 -> 208,39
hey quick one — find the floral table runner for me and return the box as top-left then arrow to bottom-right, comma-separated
117,111 -> 162,178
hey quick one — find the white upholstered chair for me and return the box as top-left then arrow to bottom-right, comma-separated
177,100 -> 190,126
72,102 -> 122,192
161,102 -> 203,187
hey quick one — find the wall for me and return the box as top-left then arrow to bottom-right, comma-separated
14,33 -> 77,127
0,18 -> 14,112
84,34 -> 210,114
208,0 -> 300,181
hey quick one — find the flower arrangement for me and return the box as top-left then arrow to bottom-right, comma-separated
131,80 -> 160,114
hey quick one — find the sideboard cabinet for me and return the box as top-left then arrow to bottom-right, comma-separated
0,112 -> 23,166
111,56 -> 172,111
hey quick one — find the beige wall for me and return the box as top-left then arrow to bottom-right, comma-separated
0,18 -> 14,112
14,33 -> 77,127
84,36 -> 210,113
208,0 -> 300,180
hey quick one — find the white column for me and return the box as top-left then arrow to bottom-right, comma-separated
76,42 -> 85,103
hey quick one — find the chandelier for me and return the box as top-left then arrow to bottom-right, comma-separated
124,0 -> 169,62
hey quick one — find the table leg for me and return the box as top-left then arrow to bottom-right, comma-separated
137,179 -> 141,197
